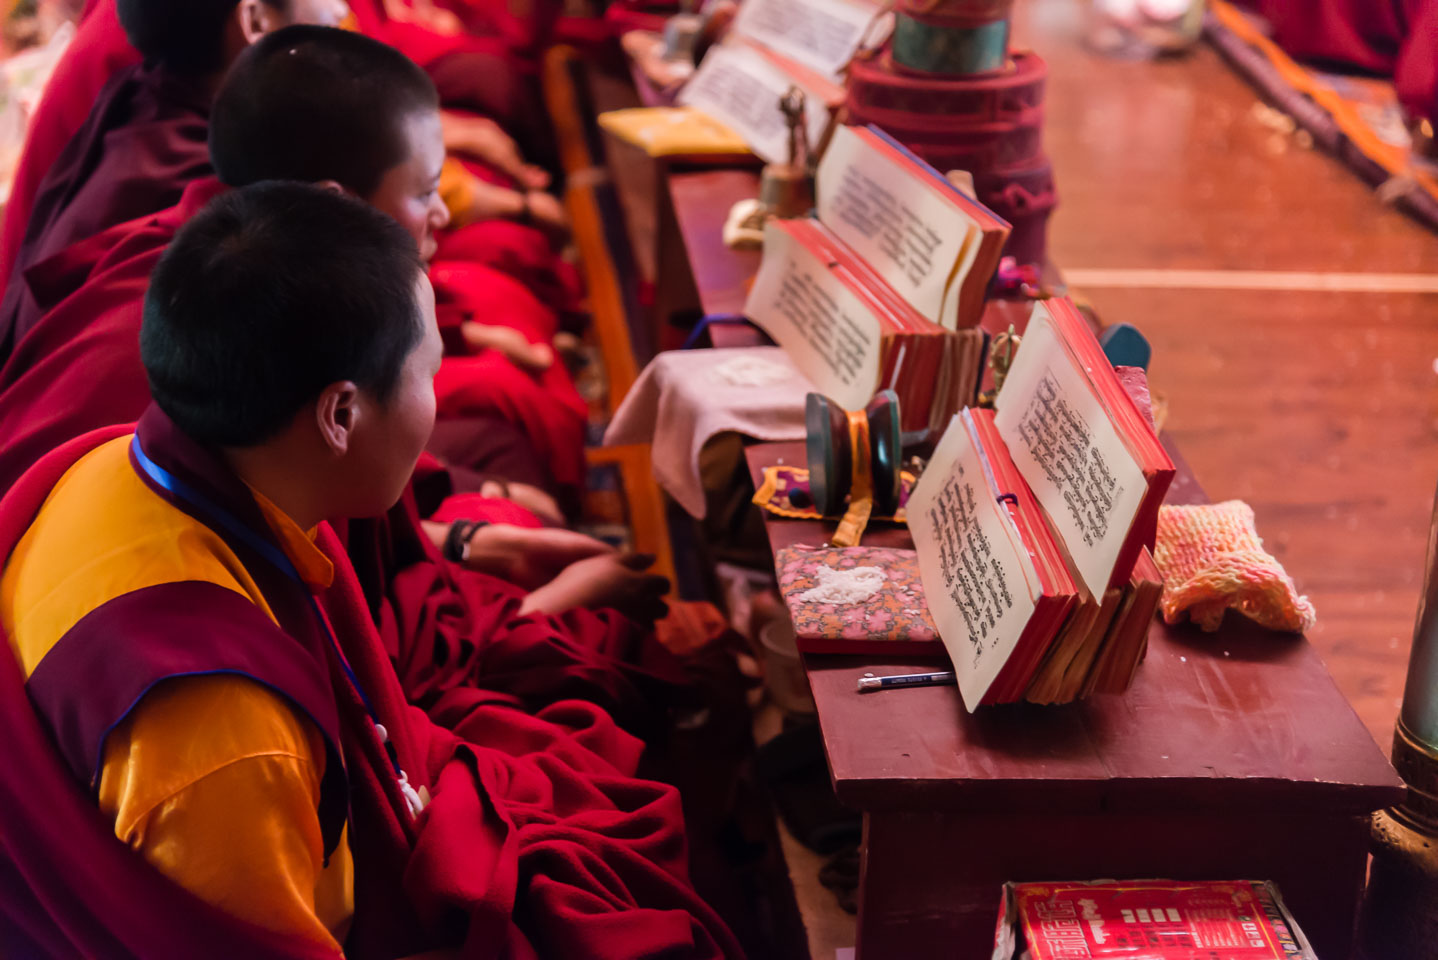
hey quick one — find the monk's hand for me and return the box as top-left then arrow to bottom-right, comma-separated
467,525 -> 615,590
518,189 -> 571,244
459,180 -> 569,245
440,112 -> 550,190
385,0 -> 464,35
460,322 -> 554,372
520,552 -> 671,625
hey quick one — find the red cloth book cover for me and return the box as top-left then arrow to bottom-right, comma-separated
996,880 -> 1317,960
775,544 -> 943,656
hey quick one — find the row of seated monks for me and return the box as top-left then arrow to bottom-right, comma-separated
0,0 -> 747,957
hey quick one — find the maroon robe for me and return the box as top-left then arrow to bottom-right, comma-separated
0,178 -> 691,740
0,0 -> 572,341
0,62 -> 210,358
0,409 -> 741,959
0,0 -> 138,294
1244,0 -> 1438,124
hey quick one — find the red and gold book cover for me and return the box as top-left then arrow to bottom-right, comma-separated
1009,880 -> 1315,960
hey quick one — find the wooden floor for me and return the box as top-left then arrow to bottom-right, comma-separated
1016,1 -> 1438,748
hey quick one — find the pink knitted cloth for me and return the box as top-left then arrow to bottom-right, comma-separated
1154,500 -> 1317,633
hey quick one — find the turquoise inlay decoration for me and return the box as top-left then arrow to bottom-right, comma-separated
890,14 -> 1010,75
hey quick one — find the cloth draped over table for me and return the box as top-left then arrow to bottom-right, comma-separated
604,347 -> 814,518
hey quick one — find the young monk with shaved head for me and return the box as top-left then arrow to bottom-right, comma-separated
210,25 -> 586,499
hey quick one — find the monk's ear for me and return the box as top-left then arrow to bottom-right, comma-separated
315,179 -> 355,199
315,381 -> 361,456
235,0 -> 280,46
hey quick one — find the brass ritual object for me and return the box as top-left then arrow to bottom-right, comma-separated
1355,478 -> 1438,959
977,323 -> 1020,407
737,86 -> 816,236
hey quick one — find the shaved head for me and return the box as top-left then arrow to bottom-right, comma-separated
117,0 -> 285,75
209,25 -> 440,198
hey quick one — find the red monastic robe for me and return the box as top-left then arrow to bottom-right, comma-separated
431,258 -> 587,491
0,62 -> 209,356
0,0 -> 137,291
0,411 -> 740,959
0,0 -> 575,324
0,180 -> 588,497
1244,0 -> 1438,124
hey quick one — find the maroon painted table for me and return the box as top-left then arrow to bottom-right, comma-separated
746,440 -> 1403,960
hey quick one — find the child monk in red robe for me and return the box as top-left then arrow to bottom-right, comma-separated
208,25 -> 587,497
0,180 -> 741,959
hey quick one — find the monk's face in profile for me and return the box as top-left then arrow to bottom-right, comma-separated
237,0 -> 352,36
364,109 -> 451,261
341,271 -> 444,514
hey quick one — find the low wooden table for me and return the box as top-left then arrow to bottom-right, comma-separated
746,440 -> 1403,960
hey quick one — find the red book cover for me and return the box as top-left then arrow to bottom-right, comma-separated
1003,880 -> 1317,960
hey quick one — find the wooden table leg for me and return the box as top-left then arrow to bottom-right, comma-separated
855,809 -> 1371,960
653,168 -> 703,344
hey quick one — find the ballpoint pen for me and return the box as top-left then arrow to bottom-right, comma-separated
856,670 -> 957,692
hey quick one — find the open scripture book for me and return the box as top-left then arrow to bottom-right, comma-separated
907,298 -> 1174,709
673,0 -> 880,161
743,123 -> 1008,436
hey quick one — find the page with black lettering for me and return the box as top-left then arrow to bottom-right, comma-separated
993,303 -> 1147,596
908,412 -> 1039,711
743,221 -> 883,410
816,124 -> 980,329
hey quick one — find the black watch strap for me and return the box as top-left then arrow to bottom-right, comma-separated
443,519 -> 489,563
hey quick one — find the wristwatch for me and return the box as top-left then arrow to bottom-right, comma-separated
443,519 -> 489,563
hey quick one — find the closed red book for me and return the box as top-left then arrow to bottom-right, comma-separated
775,544 -> 945,656
996,880 -> 1318,960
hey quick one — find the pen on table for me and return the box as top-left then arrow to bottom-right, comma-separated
856,671 -> 957,692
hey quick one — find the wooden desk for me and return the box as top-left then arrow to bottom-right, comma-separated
745,440 -> 1403,960
663,169 -> 768,348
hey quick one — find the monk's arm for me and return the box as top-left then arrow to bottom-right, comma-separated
438,158 -> 569,238
439,111 -> 549,190
458,322 -> 554,370
97,675 -> 348,955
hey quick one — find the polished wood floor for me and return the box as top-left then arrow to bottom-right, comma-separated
1018,1 -> 1438,747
